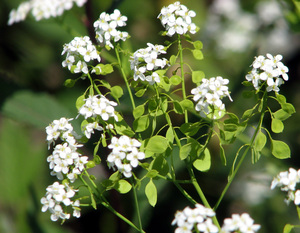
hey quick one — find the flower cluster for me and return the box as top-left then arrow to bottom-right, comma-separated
93,9 -> 129,49
245,53 -> 289,92
107,135 -> 145,178
158,1 -> 197,37
62,36 -> 100,74
172,204 -> 218,233
78,95 -> 119,122
45,117 -> 88,182
130,43 -> 168,85
191,76 -> 232,119
41,181 -> 81,221
8,0 -> 87,25
221,213 -> 260,233
271,167 -> 300,205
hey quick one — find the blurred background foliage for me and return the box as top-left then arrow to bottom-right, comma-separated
0,0 -> 300,232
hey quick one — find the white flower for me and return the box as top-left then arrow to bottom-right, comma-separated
62,36 -> 100,74
246,53 -> 288,92
94,10 -> 129,48
130,43 -> 168,85
191,76 -> 232,119
107,136 -> 144,178
8,0 -> 87,25
78,95 -> 118,121
158,1 -> 197,37
221,213 -> 260,233
172,204 -> 216,233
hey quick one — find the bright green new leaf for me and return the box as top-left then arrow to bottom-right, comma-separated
192,49 -> 204,60
274,109 -> 291,121
170,75 -> 182,85
133,115 -> 150,132
96,64 -> 114,75
166,126 -> 174,143
271,139 -> 291,159
145,179 -> 157,207
193,40 -> 203,50
110,86 -> 123,100
146,135 -> 169,153
254,131 -> 267,152
114,180 -> 132,194
271,118 -> 284,133
64,79 -> 76,88
169,55 -> 177,65
180,99 -> 194,111
76,95 -> 85,110
133,105 -> 145,119
192,70 -> 205,83
281,103 -> 296,115
193,148 -> 211,172
276,93 -> 286,105
135,88 -> 147,97
283,224 -> 295,233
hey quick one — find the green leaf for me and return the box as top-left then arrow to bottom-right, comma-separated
179,138 -> 202,160
220,144 -> 226,166
276,93 -> 286,105
242,108 -> 254,119
271,139 -> 291,159
274,109 -> 292,121
193,40 -> 203,50
283,224 -> 295,233
169,55 -> 177,65
135,88 -> 147,97
180,99 -> 194,111
174,100 -> 184,114
193,148 -> 211,172
110,86 -> 123,100
64,79 -> 76,87
180,122 -> 200,136
192,71 -> 205,83
254,131 -> 267,152
151,154 -> 169,176
2,90 -> 72,129
192,49 -> 204,60
146,135 -> 169,153
133,105 -> 145,119
146,170 -> 159,178
99,80 -> 111,89
166,126 -> 174,143
133,115 -> 150,132
76,94 -> 86,110
114,180 -> 132,194
145,179 -> 157,207
281,103 -> 296,115
271,118 -> 284,133
94,64 -> 114,75
170,75 -> 182,85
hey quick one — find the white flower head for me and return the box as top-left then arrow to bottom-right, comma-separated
246,53 -> 288,92
107,136 -> 144,178
62,36 -> 100,74
158,1 -> 197,36
94,9 -> 129,48
191,76 -> 232,119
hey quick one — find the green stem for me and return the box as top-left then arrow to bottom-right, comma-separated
114,45 -> 136,110
101,196 -> 145,233
188,165 -> 221,229
178,35 -> 188,123
131,179 -> 143,232
214,91 -> 268,211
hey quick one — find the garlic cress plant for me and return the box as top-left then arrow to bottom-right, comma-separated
7,0 -> 297,232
